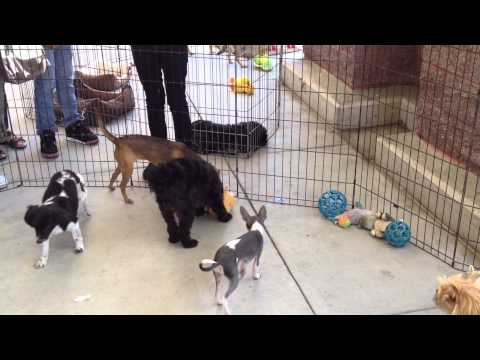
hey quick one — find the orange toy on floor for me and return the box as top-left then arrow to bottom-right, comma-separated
209,191 -> 237,216
229,77 -> 254,95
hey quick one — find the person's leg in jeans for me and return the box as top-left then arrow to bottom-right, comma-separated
131,45 -> 168,139
163,46 -> 192,146
34,47 -> 57,135
34,45 -> 98,159
34,47 -> 62,158
53,46 -> 82,128
54,46 -> 98,145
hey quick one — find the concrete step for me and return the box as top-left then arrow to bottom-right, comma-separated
281,58 -> 480,263
281,59 -> 415,130
371,129 -> 480,254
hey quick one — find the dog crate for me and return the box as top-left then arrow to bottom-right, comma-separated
1,44 -> 479,272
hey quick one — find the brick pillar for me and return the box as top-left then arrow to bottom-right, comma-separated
303,45 -> 421,90
415,45 -> 480,174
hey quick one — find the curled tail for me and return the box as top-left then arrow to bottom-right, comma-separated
95,112 -> 118,145
199,259 -> 222,272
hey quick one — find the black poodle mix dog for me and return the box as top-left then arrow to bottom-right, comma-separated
143,157 -> 233,248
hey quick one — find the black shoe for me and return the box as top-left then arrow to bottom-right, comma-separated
40,130 -> 59,159
66,121 -> 99,145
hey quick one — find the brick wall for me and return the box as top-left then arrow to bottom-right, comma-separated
303,45 -> 421,90
302,45 -> 480,172
303,45 -> 357,88
415,45 -> 480,174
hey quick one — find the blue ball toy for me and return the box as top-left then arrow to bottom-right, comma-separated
385,220 -> 411,248
318,190 -> 348,220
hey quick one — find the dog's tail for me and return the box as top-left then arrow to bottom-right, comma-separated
95,112 -> 119,145
199,259 -> 222,272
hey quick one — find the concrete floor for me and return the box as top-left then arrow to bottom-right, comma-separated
0,187 -> 314,315
0,186 -> 455,315
0,45 -> 462,314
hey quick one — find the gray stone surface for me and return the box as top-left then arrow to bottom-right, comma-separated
0,188 -> 311,315
261,201 -> 456,315
0,185 -> 457,315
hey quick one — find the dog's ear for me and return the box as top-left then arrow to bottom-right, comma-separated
143,163 -> 159,182
240,206 -> 252,223
258,205 -> 267,223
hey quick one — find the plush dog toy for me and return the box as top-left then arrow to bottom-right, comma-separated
370,212 -> 394,238
335,208 -> 374,228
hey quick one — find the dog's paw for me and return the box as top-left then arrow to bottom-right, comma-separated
125,198 -> 134,205
108,185 -> 115,192
253,272 -> 261,280
168,235 -> 180,243
182,238 -> 199,249
217,213 -> 233,223
34,258 -> 47,269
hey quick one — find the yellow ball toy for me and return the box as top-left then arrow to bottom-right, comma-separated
229,77 -> 255,95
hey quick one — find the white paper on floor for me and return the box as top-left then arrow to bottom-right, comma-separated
74,294 -> 92,303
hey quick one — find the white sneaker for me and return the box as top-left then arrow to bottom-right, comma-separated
0,175 -> 8,190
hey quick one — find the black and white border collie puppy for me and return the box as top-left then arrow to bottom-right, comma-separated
24,170 -> 91,269
199,205 -> 267,315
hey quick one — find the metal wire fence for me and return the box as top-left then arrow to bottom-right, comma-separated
1,44 -> 478,271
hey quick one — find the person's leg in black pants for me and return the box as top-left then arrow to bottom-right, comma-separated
4,92 -> 8,130
131,45 -> 168,139
162,47 -> 192,146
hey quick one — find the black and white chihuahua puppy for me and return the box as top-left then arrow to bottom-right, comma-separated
24,170 -> 91,269
199,205 -> 267,315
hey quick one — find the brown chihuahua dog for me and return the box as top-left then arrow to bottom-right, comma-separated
97,115 -> 200,204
